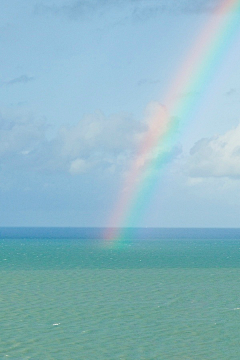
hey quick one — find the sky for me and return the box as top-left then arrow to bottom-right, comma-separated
1,0 -> 240,227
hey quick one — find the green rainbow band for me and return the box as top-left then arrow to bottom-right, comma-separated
105,0 -> 240,245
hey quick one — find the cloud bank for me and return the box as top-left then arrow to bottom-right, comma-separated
187,123 -> 240,179
0,102 -> 180,176
0,109 -> 144,174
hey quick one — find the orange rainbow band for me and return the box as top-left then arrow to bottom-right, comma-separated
105,0 -> 240,245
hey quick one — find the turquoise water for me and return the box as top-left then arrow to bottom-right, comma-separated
0,228 -> 240,359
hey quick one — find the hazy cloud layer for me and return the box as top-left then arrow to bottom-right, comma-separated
187,123 -> 240,179
0,114 -> 46,174
35,0 -> 221,20
0,115 -> 45,156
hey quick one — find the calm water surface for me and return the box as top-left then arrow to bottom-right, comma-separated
0,228 -> 240,359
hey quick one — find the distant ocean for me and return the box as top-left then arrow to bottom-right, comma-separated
1,228 -> 240,359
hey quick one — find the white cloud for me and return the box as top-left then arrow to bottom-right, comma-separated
58,110 -> 144,157
0,109 -> 145,174
69,158 -> 87,174
56,110 -> 146,173
186,123 -> 240,179
0,102 -> 179,175
0,114 -> 45,158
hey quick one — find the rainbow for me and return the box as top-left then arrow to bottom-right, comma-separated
105,0 -> 240,245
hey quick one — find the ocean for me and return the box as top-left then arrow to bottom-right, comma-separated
0,228 -> 239,359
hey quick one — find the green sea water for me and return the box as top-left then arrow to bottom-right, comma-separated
0,228 -> 240,359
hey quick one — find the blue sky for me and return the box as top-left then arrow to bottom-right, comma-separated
1,0 -> 240,227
